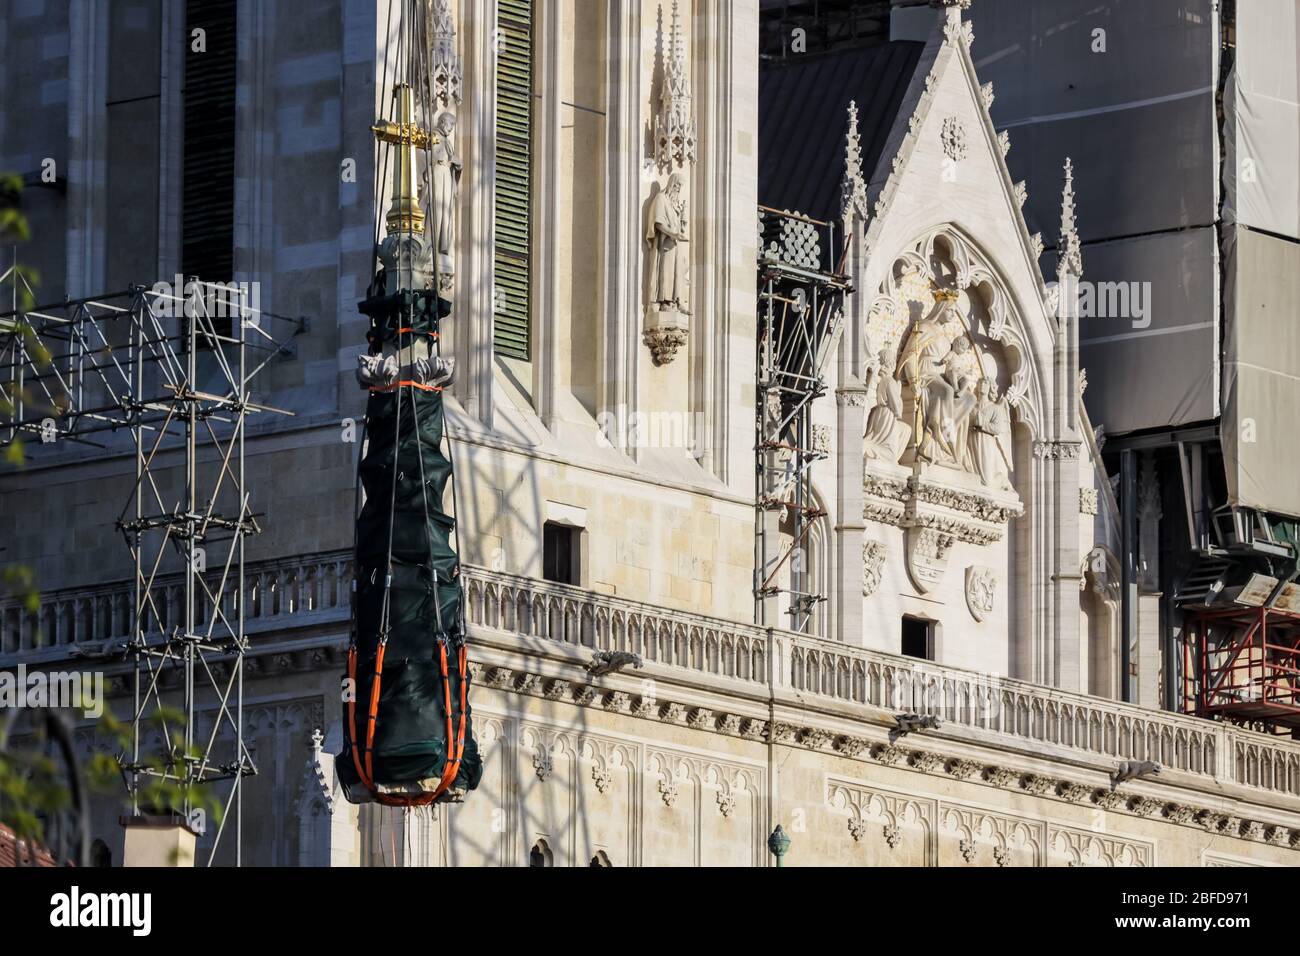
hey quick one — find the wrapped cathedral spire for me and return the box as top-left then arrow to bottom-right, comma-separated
337,81 -> 480,806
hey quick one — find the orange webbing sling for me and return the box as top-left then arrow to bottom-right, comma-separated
346,635 -> 469,807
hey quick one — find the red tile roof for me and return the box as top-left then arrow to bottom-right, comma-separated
0,821 -> 62,867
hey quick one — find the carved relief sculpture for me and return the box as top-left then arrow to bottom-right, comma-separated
862,540 -> 886,597
863,349 -> 911,462
896,290 -> 976,466
969,380 -> 1014,491
965,566 -> 996,622
861,233 -> 1026,591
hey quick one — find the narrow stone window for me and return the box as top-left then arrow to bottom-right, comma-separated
901,616 -> 934,661
542,522 -> 580,585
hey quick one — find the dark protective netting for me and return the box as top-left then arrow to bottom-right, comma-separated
337,290 -> 481,800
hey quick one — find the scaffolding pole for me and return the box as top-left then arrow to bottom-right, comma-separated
754,207 -> 850,635
0,276 -> 303,864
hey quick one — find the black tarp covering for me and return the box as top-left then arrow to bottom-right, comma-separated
337,290 -> 481,798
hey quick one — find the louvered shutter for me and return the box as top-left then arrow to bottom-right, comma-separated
493,0 -> 532,359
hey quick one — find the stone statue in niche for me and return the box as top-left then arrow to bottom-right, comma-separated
646,172 -> 690,316
969,380 -> 1015,491
863,348 -> 910,462
429,111 -> 462,291
896,291 -> 978,466
643,172 -> 691,366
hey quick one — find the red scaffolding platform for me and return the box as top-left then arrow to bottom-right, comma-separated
1183,605 -> 1300,729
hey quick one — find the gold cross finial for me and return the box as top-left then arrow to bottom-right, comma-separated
373,83 -> 434,234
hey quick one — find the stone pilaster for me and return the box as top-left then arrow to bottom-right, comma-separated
457,0 -> 499,427
835,386 -> 869,645
600,0 -> 643,456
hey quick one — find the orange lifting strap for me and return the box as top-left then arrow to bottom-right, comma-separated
345,639 -> 469,808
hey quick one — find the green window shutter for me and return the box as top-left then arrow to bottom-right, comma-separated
494,0 -> 533,360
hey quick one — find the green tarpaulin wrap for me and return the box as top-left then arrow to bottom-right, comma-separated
337,290 -> 482,801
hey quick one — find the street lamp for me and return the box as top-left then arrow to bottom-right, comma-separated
767,824 -> 791,867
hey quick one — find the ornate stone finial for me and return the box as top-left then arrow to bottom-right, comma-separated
310,728 -> 324,757
655,0 -> 697,170
428,0 -> 462,107
1058,157 -> 1083,278
936,0 -> 974,41
840,100 -> 869,223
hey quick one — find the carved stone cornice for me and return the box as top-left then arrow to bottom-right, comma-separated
863,468 -> 1023,547
911,750 -> 944,773
1057,781 -> 1092,803
1127,796 -> 1162,817
686,707 -> 714,730
1093,789 -> 1125,810
602,691 -> 631,713
836,387 -> 870,408
946,758 -> 981,780
1032,440 -> 1082,461
872,744 -> 906,766
835,735 -> 869,758
800,727 -> 834,750
466,662 -> 1300,854
660,701 -> 687,724
984,767 -> 1018,788
1020,773 -> 1052,796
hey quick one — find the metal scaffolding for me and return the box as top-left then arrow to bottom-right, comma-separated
0,268 -> 303,864
755,207 -> 850,634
